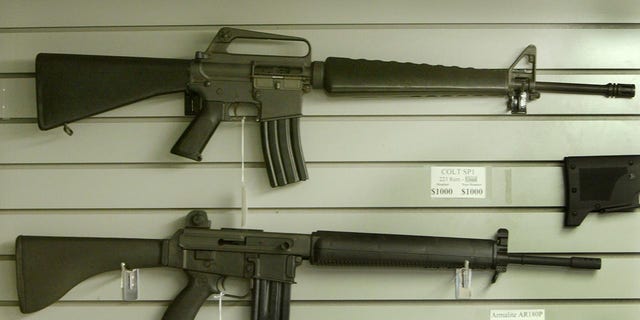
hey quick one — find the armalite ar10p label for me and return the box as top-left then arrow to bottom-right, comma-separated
430,167 -> 487,199
490,309 -> 545,320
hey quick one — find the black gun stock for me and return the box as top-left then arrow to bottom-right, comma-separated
15,236 -> 164,313
35,28 -> 635,188
36,53 -> 190,130
16,210 -> 601,320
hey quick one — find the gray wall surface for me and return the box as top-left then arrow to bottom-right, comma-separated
1,0 -> 639,319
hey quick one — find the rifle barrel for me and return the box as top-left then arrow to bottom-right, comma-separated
536,81 -> 635,98
508,254 -> 601,269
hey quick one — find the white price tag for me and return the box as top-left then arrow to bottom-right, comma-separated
430,167 -> 486,199
490,309 -> 545,320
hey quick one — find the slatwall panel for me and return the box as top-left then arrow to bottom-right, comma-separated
1,1 -> 639,319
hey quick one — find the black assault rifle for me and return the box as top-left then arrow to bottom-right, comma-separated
35,28 -> 635,187
16,210 -> 601,320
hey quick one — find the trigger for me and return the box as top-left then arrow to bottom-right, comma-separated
184,90 -> 203,116
214,275 -> 226,294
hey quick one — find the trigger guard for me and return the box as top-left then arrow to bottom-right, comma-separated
218,276 -> 252,299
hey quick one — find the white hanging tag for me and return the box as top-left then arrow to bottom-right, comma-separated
455,260 -> 472,299
120,262 -> 139,301
213,291 -> 225,320
241,184 -> 248,226
240,117 -> 248,227
0,86 -> 8,120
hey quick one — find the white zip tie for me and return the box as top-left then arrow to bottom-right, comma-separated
0,87 -> 8,120
213,291 -> 225,320
241,117 -> 245,183
240,117 -> 248,227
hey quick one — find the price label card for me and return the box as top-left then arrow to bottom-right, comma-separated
430,167 -> 486,199
490,309 -> 545,320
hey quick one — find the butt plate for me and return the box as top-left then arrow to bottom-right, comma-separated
564,155 -> 640,226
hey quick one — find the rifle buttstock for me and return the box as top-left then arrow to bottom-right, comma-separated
16,236 -> 163,313
35,53 -> 190,130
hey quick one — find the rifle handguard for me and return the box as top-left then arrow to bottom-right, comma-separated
317,57 -> 508,96
310,231 -> 497,268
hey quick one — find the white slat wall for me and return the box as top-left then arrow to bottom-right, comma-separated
1,1 -> 639,319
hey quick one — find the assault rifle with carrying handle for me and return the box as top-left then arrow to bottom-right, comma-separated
35,28 -> 635,188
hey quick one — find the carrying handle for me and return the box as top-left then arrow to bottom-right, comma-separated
171,100 -> 224,161
206,27 -> 311,59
